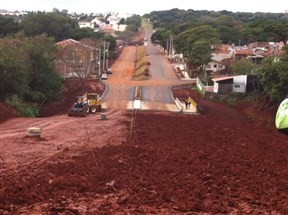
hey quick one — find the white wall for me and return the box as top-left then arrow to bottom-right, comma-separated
233,75 -> 247,93
214,82 -> 219,93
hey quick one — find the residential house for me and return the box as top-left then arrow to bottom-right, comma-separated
78,20 -> 93,28
107,16 -> 121,25
212,75 -> 259,94
232,47 -> 255,61
206,53 -> 232,74
112,24 -> 127,32
91,17 -> 105,29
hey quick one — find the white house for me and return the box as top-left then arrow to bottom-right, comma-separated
112,24 -> 127,32
212,75 -> 248,93
91,17 -> 105,29
206,53 -> 232,74
107,16 -> 121,25
78,20 -> 92,28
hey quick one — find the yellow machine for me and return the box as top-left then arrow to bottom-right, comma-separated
68,92 -> 102,117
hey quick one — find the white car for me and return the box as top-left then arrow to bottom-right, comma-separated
101,73 -> 108,80
107,68 -> 112,74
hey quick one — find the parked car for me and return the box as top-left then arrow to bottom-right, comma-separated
106,68 -> 112,74
101,73 -> 108,80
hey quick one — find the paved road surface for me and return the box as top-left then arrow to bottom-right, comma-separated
103,27 -> 195,111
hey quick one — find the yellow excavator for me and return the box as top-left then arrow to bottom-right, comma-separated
68,92 -> 102,117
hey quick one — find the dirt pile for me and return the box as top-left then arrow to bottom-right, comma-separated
1,109 -> 287,214
0,103 -> 18,123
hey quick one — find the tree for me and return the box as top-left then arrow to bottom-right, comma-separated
119,18 -> 125,25
104,35 -> 117,58
72,27 -> 104,40
0,37 -> 30,101
125,15 -> 142,31
231,58 -> 257,75
0,34 -> 63,116
19,12 -> 77,41
23,34 -> 63,103
0,15 -> 19,37
118,29 -> 135,44
174,25 -> 220,75
151,28 -> 173,48
57,38 -> 101,85
265,20 -> 288,45
259,47 -> 288,102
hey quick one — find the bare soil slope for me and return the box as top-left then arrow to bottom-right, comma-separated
1,47 -> 288,214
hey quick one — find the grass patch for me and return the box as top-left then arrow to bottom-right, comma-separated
210,93 -> 247,106
6,95 -> 39,117
133,45 -> 149,81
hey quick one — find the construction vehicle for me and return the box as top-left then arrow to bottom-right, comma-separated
68,92 -> 102,117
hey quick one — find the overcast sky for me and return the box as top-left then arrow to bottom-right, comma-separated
1,0 -> 287,15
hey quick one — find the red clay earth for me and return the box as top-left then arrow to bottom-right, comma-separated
1,39 -> 288,214
1,79 -> 287,214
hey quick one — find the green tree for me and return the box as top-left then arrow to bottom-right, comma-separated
118,29 -> 135,44
0,37 -> 30,101
72,27 -> 104,40
119,18 -> 125,24
104,35 -> 117,58
174,25 -> 220,74
0,34 -> 63,116
19,12 -> 77,41
0,15 -> 19,37
265,20 -> 288,45
23,34 -> 63,103
260,47 -> 288,101
126,15 -> 142,30
231,58 -> 257,74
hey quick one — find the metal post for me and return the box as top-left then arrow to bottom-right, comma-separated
98,48 -> 101,77
106,42 -> 110,69
102,41 -> 106,71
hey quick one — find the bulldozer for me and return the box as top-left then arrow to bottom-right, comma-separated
68,92 -> 102,117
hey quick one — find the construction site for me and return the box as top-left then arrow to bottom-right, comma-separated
0,33 -> 288,214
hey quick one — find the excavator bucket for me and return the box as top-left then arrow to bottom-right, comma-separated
68,105 -> 89,117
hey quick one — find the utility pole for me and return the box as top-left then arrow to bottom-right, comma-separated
102,41 -> 106,71
166,38 -> 169,55
106,42 -> 110,69
98,48 -> 101,77
169,34 -> 173,59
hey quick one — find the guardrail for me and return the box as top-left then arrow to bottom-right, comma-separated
174,98 -> 183,112
188,96 -> 197,111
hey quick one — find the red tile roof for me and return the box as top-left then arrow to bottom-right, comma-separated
234,49 -> 254,55
56,39 -> 79,48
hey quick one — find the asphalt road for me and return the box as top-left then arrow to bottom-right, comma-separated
103,28 -> 194,110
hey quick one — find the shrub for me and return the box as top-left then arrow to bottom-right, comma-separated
6,95 -> 39,117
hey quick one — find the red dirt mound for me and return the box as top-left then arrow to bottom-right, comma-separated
0,103 -> 18,123
1,111 -> 287,214
171,84 -> 277,128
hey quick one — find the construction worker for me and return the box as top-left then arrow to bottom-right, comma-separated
185,98 -> 191,110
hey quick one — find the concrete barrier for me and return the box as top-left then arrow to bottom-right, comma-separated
175,98 -> 183,112
134,99 -> 141,109
27,127 -> 42,137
